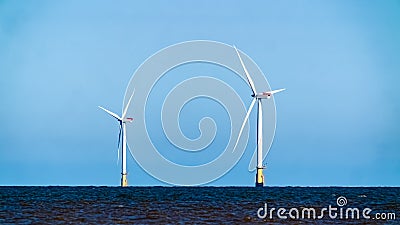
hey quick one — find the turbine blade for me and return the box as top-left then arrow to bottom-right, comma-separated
234,46 -> 257,94
269,88 -> 286,95
232,98 -> 257,152
117,125 -> 122,149
122,89 -> 135,119
248,147 -> 257,171
117,124 -> 122,165
98,106 -> 122,121
117,148 -> 120,166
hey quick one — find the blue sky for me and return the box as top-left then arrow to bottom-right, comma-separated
0,0 -> 399,186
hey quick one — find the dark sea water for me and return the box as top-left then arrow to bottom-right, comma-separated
0,186 -> 399,224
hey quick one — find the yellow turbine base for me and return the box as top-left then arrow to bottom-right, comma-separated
121,174 -> 128,187
256,167 -> 264,187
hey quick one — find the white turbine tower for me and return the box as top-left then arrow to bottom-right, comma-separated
233,46 -> 285,187
99,91 -> 135,187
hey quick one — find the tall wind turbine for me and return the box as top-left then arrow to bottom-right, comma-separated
233,46 -> 285,187
99,91 -> 135,187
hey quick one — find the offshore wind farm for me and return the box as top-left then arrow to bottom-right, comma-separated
98,43 -> 285,187
1,1 -> 400,224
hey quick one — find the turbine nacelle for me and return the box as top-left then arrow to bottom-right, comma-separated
124,118 -> 134,123
252,92 -> 271,99
253,89 -> 286,99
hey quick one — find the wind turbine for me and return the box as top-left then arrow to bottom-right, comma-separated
233,46 -> 285,187
99,91 -> 135,187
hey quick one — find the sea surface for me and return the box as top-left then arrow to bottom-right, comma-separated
0,186 -> 399,224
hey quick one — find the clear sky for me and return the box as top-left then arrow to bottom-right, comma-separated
1,0 -> 399,186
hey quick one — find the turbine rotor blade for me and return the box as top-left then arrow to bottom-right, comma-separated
248,147 -> 257,171
234,45 -> 257,95
98,106 -> 122,121
117,124 -> 122,165
122,89 -> 135,119
269,88 -> 286,95
232,98 -> 257,152
117,124 -> 122,149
